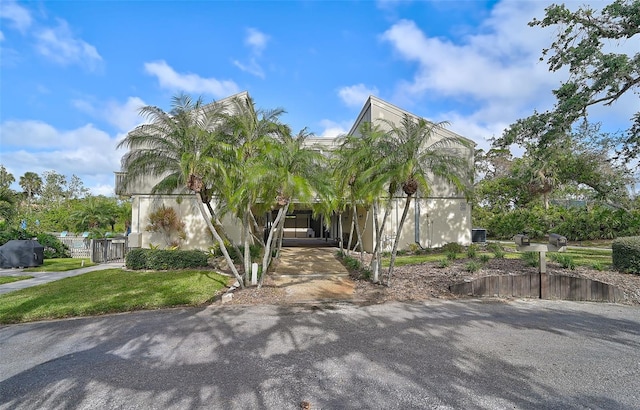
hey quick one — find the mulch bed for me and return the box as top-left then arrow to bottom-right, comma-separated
219,254 -> 640,306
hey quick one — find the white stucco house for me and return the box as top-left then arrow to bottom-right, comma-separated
115,92 -> 475,253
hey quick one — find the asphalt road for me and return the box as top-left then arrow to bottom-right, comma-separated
1,300 -> 639,409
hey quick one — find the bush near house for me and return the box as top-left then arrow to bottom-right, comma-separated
612,236 -> 640,274
125,249 -> 209,270
0,229 -> 70,258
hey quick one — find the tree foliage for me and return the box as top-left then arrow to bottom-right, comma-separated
501,0 -> 639,162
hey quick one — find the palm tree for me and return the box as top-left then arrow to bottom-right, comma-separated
334,122 -> 390,270
215,96 -> 290,283
69,195 -> 119,233
19,172 -> 42,213
257,128 -> 330,285
381,114 -> 472,285
117,93 -> 246,287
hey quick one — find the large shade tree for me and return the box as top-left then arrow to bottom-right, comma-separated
501,0 -> 639,163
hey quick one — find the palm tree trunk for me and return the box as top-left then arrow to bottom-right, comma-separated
387,194 -> 412,286
352,205 -> 365,261
259,203 -> 289,288
195,193 -> 244,288
347,215 -> 355,256
243,205 -> 252,285
205,201 -> 245,267
275,208 -> 287,258
249,210 -> 266,247
337,211 -> 344,253
371,201 -> 380,283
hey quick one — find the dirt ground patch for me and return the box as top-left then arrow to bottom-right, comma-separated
225,255 -> 640,306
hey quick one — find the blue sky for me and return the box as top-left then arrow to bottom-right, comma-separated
0,0 -> 635,195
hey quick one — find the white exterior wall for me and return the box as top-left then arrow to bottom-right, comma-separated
346,96 -> 474,253
129,194 -> 242,250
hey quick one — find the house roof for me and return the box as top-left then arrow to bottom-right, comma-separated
347,95 -> 475,146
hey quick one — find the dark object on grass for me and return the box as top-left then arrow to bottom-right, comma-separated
0,240 -> 45,268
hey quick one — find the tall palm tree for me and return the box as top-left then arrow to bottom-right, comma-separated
257,128 -> 330,285
215,96 -> 290,283
334,123 -> 389,267
382,114 -> 472,285
117,93 -> 245,287
19,172 -> 43,213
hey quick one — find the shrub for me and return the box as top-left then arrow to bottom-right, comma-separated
479,254 -> 491,263
466,244 -> 478,258
441,242 -> 464,254
35,233 -> 70,258
486,242 -> 505,258
550,253 -> 575,270
437,258 -> 450,268
446,251 -> 458,261
464,261 -> 482,273
126,248 -> 147,270
521,251 -> 540,267
218,243 -> 262,264
591,262 -> 604,271
612,236 -> 640,274
486,242 -> 503,253
493,249 -> 506,259
339,253 -> 371,280
125,249 -> 209,270
408,243 -> 420,253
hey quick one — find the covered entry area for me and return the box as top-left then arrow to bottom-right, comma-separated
269,209 -> 338,247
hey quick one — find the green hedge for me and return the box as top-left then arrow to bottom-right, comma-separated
125,249 -> 209,270
612,236 -> 640,274
214,244 -> 262,263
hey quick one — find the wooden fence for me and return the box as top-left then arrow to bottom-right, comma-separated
91,238 -> 128,264
449,273 -> 625,303
58,236 -> 91,259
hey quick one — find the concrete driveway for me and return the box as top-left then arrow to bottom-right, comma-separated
1,299 -> 639,409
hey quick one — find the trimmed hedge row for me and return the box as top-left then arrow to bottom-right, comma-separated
476,205 -> 640,241
125,249 -> 209,270
612,236 -> 640,274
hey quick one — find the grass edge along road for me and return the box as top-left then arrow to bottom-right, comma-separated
0,268 -> 229,324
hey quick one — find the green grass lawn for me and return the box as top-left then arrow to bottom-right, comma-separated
22,258 -> 95,272
385,246 -> 612,269
0,268 -> 229,324
0,276 -> 33,285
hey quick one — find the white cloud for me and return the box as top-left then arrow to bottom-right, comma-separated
144,60 -> 240,98
0,120 -> 124,195
105,97 -> 146,132
338,84 -> 379,107
0,1 -> 32,33
317,119 -> 350,138
378,0 -> 634,142
73,96 -> 147,132
35,19 -> 103,71
233,28 -> 269,78
232,59 -> 265,78
245,28 -> 268,55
